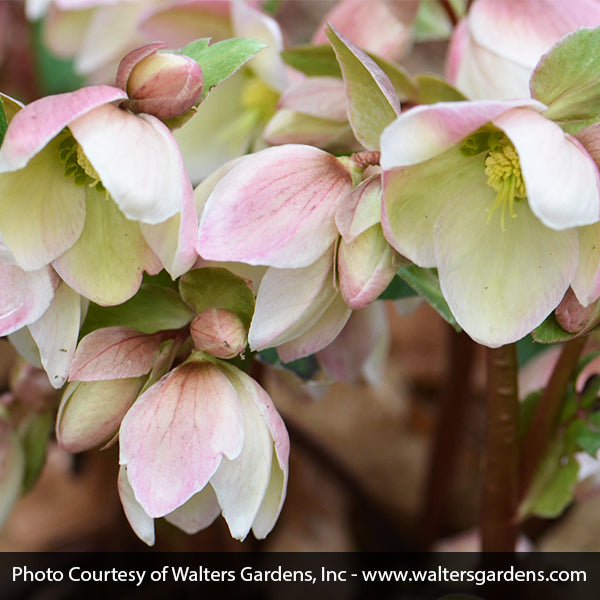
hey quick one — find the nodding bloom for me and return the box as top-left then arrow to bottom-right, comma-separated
0,84 -> 196,305
380,98 -> 600,347
447,0 -> 600,99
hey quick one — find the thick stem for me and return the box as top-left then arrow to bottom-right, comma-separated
439,0 -> 460,27
418,328 -> 476,550
518,336 -> 587,500
481,344 -> 519,552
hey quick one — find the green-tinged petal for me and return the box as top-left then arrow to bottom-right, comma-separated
277,292 -> 352,363
435,192 -> 579,347
0,137 -> 85,270
164,484 -> 220,534
117,466 -> 155,546
572,222 -> 600,306
28,282 -> 82,389
382,146 -> 485,267
52,187 -> 161,306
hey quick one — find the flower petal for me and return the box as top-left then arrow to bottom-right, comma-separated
435,189 -> 579,347
0,86 -> 127,172
495,108 -> 600,229
69,104 -> 190,224
0,137 -> 86,270
197,145 -> 352,268
338,225 -> 401,309
164,484 -> 221,534
70,327 -> 170,381
380,98 -> 543,169
248,249 -> 337,351
277,292 -> 352,363
336,175 -> 383,242
52,187 -> 161,306
276,77 -> 348,122
29,282 -> 82,388
118,466 -> 155,546
0,263 -> 57,336
572,222 -> 600,306
119,361 -> 244,517
382,147 -> 486,267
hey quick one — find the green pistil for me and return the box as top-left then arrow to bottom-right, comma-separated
484,142 -> 526,231
58,134 -> 105,192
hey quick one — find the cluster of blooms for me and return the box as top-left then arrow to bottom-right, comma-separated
2,0 -> 600,544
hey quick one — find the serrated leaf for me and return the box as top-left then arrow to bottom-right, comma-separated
415,74 -> 467,104
281,44 -> 342,78
531,27 -> 600,122
326,24 -> 400,150
178,38 -> 211,60
182,37 -> 267,100
398,265 -> 460,330
179,267 -> 255,329
81,284 -> 194,336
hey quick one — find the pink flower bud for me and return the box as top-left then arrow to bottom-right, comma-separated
555,288 -> 600,334
190,308 -> 247,359
117,44 -> 203,121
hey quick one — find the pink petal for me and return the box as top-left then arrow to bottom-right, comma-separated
0,263 -> 57,336
116,42 -> 166,90
312,0 -> 419,62
119,361 -> 244,517
277,77 -> 348,122
0,86 -> 127,172
495,108 -> 600,229
197,145 -> 352,268
69,104 -> 190,224
336,175 -> 382,242
380,98 -> 544,169
164,485 -> 221,534
70,327 -> 170,381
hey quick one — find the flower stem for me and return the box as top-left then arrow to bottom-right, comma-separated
518,336 -> 587,501
438,0 -> 460,27
481,343 -> 519,552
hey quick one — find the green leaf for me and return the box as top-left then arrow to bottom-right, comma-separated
517,334 -> 549,367
281,44 -> 342,78
259,348 -> 320,380
81,284 -> 195,336
569,419 -> 600,457
181,37 -> 268,100
179,267 -> 255,329
532,313 -> 579,344
368,54 -> 417,101
415,74 -> 467,104
378,274 -> 418,300
398,265 -> 461,330
19,412 -> 53,493
531,27 -> 600,122
326,24 -> 400,150
520,441 -> 579,519
177,38 -> 211,61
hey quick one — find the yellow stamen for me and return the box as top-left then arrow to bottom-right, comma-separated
484,142 -> 526,231
76,145 -> 101,187
240,78 -> 279,121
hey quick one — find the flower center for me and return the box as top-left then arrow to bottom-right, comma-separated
240,77 -> 279,122
484,142 -> 526,231
58,134 -> 105,192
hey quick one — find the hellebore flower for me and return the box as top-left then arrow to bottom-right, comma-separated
447,0 -> 600,99
381,99 -> 600,347
0,84 -> 197,304
118,358 -> 289,543
196,144 -> 355,360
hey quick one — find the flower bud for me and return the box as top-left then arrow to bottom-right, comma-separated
117,44 -> 203,121
555,287 -> 600,334
56,378 -> 145,453
190,308 -> 247,359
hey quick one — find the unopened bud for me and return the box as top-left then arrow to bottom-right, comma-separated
555,287 -> 600,334
190,308 -> 247,359
117,43 -> 203,121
